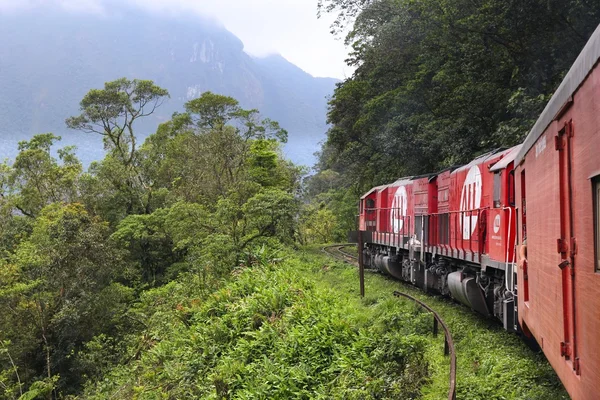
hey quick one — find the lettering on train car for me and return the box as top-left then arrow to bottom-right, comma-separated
391,186 -> 407,233
460,165 -> 482,239
535,135 -> 547,158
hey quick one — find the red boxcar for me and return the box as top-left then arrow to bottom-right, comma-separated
513,24 -> 600,399
356,24 -> 600,398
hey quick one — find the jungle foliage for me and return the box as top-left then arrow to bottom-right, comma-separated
315,0 -> 600,194
2,1 -> 596,394
0,81 -> 303,398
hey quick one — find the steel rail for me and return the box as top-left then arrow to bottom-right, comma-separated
393,290 -> 457,400
322,244 -> 358,265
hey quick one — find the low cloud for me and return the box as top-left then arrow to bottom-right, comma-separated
0,0 -> 352,79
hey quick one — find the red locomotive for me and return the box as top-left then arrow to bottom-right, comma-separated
357,24 -> 600,399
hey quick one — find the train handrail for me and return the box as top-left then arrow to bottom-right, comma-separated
364,207 -> 491,252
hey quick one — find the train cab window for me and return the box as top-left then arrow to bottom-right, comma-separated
508,170 -> 516,207
493,173 -> 501,208
594,176 -> 600,272
366,198 -> 375,212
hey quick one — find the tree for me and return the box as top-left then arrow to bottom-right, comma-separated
66,78 -> 169,166
185,91 -> 288,142
0,204 -> 130,395
1,134 -> 82,218
66,78 -> 170,216
140,92 -> 296,206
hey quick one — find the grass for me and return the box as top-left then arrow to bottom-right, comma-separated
303,245 -> 569,400
81,245 -> 569,399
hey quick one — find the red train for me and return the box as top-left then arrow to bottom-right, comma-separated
357,24 -> 600,399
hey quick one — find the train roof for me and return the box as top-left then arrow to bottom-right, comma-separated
411,173 -> 437,181
515,23 -> 600,165
390,177 -> 413,187
360,176 -> 414,199
452,149 -> 503,174
360,185 -> 387,199
490,144 -> 523,172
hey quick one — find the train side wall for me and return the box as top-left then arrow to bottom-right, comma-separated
516,63 -> 600,400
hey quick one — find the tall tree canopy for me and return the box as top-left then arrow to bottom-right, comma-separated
317,0 -> 600,191
0,84 -> 300,398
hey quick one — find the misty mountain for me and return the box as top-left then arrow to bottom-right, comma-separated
0,6 -> 338,167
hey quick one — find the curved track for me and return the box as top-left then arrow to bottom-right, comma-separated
322,244 -> 457,400
393,291 -> 456,400
322,244 -> 359,265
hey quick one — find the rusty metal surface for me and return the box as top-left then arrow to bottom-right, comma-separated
393,290 -> 457,400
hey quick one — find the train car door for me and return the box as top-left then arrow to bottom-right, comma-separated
555,119 -> 579,373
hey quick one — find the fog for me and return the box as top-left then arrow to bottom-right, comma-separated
0,0 -> 352,79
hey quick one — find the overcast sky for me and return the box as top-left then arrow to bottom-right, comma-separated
0,0 -> 352,79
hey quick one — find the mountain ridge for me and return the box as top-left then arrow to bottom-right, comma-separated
0,6 -> 338,166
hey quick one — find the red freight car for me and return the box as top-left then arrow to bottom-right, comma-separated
513,23 -> 600,399
356,23 -> 600,399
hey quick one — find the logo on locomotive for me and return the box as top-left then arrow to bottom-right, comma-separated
459,165 -> 482,239
391,185 -> 408,233
493,214 -> 501,234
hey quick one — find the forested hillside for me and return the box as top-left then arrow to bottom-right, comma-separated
0,6 -> 337,166
0,79 -> 305,397
315,0 -> 600,188
306,0 -> 600,238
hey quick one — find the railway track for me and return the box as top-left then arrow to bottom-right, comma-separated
322,244 -> 359,265
393,291 -> 456,400
322,244 -> 456,400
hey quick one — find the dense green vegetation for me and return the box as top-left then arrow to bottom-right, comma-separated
78,249 -> 566,399
0,79 -> 306,398
307,0 -> 600,237
3,1 -> 597,396
310,251 -> 568,399
0,76 -> 568,399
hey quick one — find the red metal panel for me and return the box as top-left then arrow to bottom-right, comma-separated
413,177 -> 430,216
449,153 -> 503,258
412,176 -> 438,247
437,170 -> 451,213
516,63 -> 600,400
377,187 -> 391,233
485,147 -> 519,264
428,177 -> 438,245
428,177 -> 438,214
386,181 -> 413,237
487,208 -> 516,264
362,191 -> 377,231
